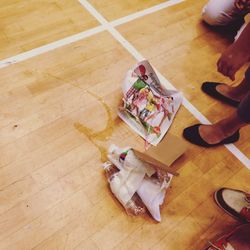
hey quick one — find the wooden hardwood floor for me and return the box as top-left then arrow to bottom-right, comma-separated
0,0 -> 249,249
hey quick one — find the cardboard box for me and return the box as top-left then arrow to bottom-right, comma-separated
134,133 -> 188,176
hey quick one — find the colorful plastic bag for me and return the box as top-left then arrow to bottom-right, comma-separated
119,60 -> 182,146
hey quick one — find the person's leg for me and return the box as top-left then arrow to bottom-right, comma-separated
206,224 -> 250,250
199,90 -> 250,144
237,83 -> 250,124
215,67 -> 250,102
197,67 -> 250,145
207,188 -> 250,249
183,86 -> 250,146
198,108 -> 247,144
228,224 -> 250,250
202,0 -> 246,26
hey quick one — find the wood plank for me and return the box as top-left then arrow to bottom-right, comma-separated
0,1 -> 249,250
88,0 -> 167,21
0,0 -> 99,59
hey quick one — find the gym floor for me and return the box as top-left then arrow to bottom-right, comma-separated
0,0 -> 249,249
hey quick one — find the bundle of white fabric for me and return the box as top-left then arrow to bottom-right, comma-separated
103,144 -> 173,222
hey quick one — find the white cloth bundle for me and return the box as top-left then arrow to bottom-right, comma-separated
107,145 -> 173,222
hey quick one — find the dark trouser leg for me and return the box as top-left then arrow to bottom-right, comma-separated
228,224 -> 250,250
238,67 -> 250,123
238,91 -> 250,123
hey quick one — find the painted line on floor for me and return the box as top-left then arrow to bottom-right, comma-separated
0,26 -> 105,69
110,0 -> 185,27
0,0 -> 185,69
157,71 -> 250,169
79,0 -> 250,169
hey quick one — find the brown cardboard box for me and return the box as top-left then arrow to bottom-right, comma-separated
134,133 -> 188,176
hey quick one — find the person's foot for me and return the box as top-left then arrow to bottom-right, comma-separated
205,227 -> 238,250
201,82 -> 244,107
206,224 -> 250,250
214,188 -> 250,223
216,84 -> 243,102
206,235 -> 235,250
199,124 -> 237,145
183,124 -> 240,147
216,84 -> 245,102
183,111 -> 244,147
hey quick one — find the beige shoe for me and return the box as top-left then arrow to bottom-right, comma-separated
214,188 -> 250,223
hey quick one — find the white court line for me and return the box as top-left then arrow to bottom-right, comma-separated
0,0 -> 248,168
0,26 -> 105,69
79,0 -> 250,169
0,0 -> 184,69
110,0 -> 185,27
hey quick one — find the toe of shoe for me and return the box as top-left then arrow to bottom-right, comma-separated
183,124 -> 202,145
201,82 -> 218,94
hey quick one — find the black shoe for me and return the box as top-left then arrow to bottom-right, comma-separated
201,82 -> 240,107
183,124 -> 240,147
